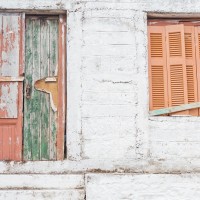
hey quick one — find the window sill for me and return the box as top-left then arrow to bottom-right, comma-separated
149,115 -> 200,122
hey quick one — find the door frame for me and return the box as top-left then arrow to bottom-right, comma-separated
23,13 -> 66,161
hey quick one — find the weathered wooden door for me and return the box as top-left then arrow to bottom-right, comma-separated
23,15 -> 66,160
0,13 -> 24,161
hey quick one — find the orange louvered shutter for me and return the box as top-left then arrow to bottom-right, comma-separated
195,26 -> 200,116
166,24 -> 189,115
184,26 -> 198,116
148,26 -> 168,111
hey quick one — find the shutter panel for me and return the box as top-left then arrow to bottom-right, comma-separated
166,24 -> 188,115
0,13 -> 24,160
184,26 -> 198,116
148,26 -> 168,111
195,26 -> 200,116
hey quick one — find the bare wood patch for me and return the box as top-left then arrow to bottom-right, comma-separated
34,77 -> 58,112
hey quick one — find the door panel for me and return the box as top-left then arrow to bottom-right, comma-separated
24,16 -> 65,160
0,13 -> 24,160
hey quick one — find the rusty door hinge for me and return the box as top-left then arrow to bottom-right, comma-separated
25,84 -> 32,99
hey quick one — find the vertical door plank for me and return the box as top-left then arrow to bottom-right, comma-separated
10,125 -> 15,160
31,19 -> 41,160
40,19 -> 50,160
2,126 -> 10,160
57,15 -> 66,160
15,13 -> 25,161
2,127 -> 6,159
24,19 -> 42,160
11,125 -> 14,160
49,19 -> 58,160
23,18 -> 33,160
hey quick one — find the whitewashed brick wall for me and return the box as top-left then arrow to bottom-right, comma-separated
0,0 -> 200,199
86,174 -> 200,200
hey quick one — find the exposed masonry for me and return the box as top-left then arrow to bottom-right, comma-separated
0,0 -> 200,199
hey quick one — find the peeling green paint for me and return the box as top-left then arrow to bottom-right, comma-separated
23,18 -> 59,161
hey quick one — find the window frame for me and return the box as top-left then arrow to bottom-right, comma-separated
148,18 -> 200,116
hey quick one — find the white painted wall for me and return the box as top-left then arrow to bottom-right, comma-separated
0,0 -> 200,199
86,174 -> 200,200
